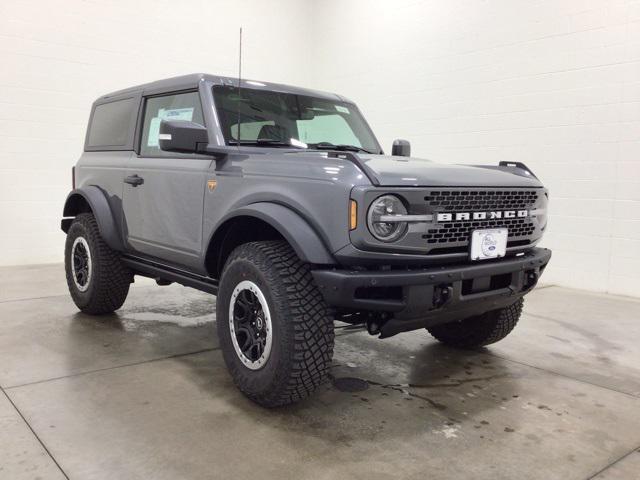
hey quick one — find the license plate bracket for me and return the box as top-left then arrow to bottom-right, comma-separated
470,228 -> 508,261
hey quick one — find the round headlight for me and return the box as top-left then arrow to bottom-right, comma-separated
367,195 -> 408,242
536,191 -> 549,231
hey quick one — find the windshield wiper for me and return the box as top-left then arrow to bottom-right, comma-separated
308,142 -> 376,154
229,140 -> 306,148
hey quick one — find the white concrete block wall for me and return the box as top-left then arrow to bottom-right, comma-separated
0,0 -> 313,266
1,0 -> 638,298
308,0 -> 640,297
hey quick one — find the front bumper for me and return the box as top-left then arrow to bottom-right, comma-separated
312,247 -> 551,336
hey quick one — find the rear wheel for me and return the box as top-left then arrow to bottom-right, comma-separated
64,213 -> 131,314
427,298 -> 523,348
217,241 -> 334,407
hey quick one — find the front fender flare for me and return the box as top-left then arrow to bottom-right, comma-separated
61,186 -> 123,251
214,203 -> 335,265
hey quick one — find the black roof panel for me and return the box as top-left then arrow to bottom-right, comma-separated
98,73 -> 346,103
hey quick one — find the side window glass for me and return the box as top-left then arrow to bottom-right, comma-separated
87,97 -> 137,149
140,91 -> 204,156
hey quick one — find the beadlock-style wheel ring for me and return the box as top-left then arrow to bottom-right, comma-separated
71,236 -> 92,292
228,280 -> 273,370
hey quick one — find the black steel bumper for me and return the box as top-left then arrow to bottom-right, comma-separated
312,248 -> 551,336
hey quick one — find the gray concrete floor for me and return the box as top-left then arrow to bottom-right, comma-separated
1,264 -> 639,480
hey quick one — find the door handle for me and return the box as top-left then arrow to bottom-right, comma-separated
124,174 -> 144,187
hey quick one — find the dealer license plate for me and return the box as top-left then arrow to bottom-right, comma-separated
470,228 -> 508,261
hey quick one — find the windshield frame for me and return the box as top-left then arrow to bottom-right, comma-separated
211,85 -> 383,154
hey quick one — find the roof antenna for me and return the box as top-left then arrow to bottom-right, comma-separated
236,27 -> 243,150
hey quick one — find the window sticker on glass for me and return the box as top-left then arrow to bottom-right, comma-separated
147,107 -> 194,147
335,105 -> 350,114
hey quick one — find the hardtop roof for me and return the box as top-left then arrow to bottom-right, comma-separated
98,73 -> 349,103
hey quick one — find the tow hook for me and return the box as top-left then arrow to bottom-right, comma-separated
433,285 -> 453,308
524,270 -> 538,290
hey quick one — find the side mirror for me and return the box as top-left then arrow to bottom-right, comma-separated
159,120 -> 208,154
391,139 -> 411,157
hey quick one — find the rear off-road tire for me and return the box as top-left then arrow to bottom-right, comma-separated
217,241 -> 335,407
427,298 -> 523,348
65,213 -> 131,314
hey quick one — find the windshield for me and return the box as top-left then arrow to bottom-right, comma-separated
212,85 -> 381,153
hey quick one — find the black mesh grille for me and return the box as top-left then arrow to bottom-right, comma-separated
425,190 -> 539,211
422,188 -> 539,248
424,218 -> 535,244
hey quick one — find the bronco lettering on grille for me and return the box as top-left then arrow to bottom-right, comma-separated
436,210 -> 529,222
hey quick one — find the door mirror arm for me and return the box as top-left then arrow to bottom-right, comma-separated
198,145 -> 238,171
199,144 -> 235,158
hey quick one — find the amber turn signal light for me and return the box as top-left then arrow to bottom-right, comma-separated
349,200 -> 357,230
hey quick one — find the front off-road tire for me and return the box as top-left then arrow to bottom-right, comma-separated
427,298 -> 523,348
65,213 -> 131,314
217,241 -> 335,407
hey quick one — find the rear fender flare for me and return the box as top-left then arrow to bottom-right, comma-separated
61,186 -> 123,251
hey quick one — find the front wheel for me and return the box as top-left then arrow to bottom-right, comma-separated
427,298 -> 523,348
217,241 -> 334,407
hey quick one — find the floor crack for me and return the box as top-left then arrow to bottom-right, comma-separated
585,444 -> 640,479
482,350 -> 640,399
366,380 -> 448,410
1,387 -> 70,479
4,347 -> 219,390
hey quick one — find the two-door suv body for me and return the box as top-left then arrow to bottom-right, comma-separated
62,74 -> 551,406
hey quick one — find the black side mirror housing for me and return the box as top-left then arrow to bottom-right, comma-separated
159,120 -> 209,154
391,139 -> 411,157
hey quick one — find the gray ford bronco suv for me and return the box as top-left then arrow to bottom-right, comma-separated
62,73 -> 551,407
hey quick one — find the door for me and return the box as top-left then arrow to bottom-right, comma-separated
122,91 -> 213,270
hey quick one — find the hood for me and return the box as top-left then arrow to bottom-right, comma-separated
360,154 -> 542,187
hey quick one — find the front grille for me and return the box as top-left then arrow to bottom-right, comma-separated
424,217 -> 536,244
422,188 -> 540,250
425,189 -> 539,211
